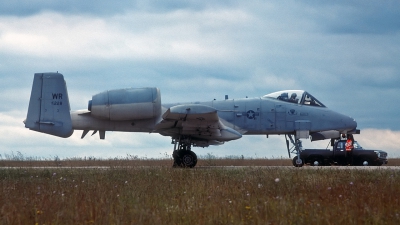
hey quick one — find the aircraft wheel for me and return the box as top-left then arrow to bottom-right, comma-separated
174,150 -> 197,168
180,150 -> 198,168
292,156 -> 304,167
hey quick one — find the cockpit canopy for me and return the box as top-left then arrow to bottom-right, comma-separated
263,90 -> 326,107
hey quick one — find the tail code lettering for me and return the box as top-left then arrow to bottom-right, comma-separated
52,93 -> 63,99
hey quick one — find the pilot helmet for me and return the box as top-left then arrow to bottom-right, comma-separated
280,93 -> 288,98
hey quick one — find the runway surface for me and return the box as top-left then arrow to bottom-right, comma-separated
201,166 -> 400,170
1,166 -> 399,170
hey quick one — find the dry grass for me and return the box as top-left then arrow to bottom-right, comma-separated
0,157 -> 398,167
1,166 -> 399,224
0,158 -> 293,167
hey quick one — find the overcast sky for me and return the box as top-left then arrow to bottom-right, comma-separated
1,0 -> 399,160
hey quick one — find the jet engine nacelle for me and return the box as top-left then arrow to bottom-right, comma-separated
88,87 -> 161,121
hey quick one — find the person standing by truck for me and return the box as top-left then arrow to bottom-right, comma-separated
345,134 -> 354,165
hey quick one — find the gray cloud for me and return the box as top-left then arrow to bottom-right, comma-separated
0,0 -> 239,16
301,1 -> 400,34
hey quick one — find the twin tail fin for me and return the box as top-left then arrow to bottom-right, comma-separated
25,73 -> 73,138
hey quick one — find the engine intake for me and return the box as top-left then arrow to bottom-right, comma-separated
88,87 -> 161,121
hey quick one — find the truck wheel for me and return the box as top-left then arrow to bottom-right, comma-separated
361,158 -> 370,166
292,156 -> 304,167
310,157 -> 323,166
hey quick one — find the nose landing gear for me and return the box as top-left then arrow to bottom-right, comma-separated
286,134 -> 304,167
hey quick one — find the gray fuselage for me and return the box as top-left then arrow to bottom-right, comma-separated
71,96 -> 356,136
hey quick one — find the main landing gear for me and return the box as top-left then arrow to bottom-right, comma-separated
285,134 -> 304,167
172,137 -> 198,168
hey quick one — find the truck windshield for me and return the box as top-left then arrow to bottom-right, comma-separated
336,140 -> 363,151
263,90 -> 326,107
353,141 -> 363,150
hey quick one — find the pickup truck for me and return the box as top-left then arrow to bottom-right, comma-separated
292,139 -> 388,167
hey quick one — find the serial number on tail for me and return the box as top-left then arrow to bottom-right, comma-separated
51,101 -> 62,105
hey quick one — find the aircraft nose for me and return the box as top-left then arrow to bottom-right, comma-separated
351,118 -> 357,129
344,115 -> 357,131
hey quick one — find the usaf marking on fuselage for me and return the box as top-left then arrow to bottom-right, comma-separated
24,73 -> 358,168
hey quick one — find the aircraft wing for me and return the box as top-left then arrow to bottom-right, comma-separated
154,104 -> 242,146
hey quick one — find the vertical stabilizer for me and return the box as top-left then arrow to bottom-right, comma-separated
25,73 -> 73,138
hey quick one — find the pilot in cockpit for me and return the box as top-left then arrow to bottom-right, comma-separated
289,93 -> 298,103
277,93 -> 289,101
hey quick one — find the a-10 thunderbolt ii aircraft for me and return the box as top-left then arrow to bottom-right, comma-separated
24,72 -> 358,167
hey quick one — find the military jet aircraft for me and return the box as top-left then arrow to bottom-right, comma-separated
24,73 -> 358,167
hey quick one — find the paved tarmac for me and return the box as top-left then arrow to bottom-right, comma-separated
1,166 -> 399,170
198,166 -> 400,170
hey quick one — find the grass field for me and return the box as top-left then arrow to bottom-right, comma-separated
0,156 -> 399,167
1,159 -> 400,224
